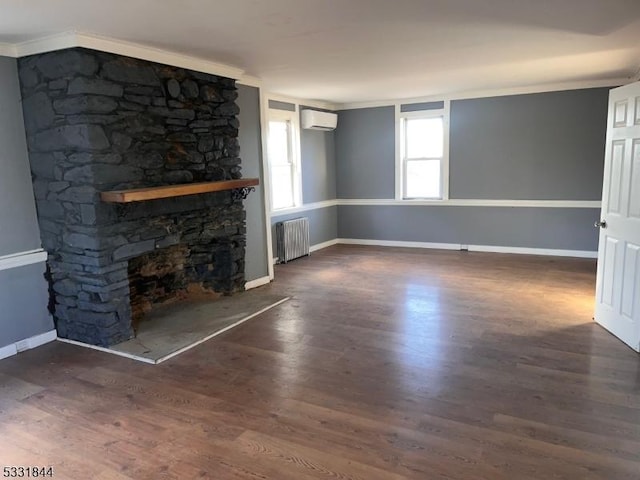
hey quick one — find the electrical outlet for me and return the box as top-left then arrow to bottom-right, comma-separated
460,244 -> 469,251
15,339 -> 30,352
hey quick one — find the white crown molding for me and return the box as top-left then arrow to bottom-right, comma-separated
237,74 -> 262,88
337,198 -> 601,209
10,30 -> 246,80
0,249 -> 47,271
0,42 -> 17,56
13,31 -> 78,57
336,78 -> 628,110
266,92 -> 338,112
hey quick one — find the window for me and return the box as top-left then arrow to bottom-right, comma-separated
397,104 -> 449,200
267,109 -> 301,211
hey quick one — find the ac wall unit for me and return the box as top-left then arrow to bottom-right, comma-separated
301,109 -> 338,131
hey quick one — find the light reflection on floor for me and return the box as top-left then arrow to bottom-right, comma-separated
398,283 -> 443,372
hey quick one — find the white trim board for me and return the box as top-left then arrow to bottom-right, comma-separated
0,249 -> 47,272
56,297 -> 290,365
337,198 -> 601,208
56,337 -> 156,365
0,329 -> 57,361
310,238 -> 340,253
337,238 -> 597,259
259,89 -> 276,280
245,275 -> 271,290
269,199 -> 600,215
271,199 -> 339,217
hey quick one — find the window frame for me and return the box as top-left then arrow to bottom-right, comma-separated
395,101 -> 450,201
266,107 -> 302,212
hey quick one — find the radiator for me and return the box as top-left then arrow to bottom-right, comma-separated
276,217 -> 310,263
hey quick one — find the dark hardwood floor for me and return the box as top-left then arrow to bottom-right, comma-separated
1,245 -> 639,479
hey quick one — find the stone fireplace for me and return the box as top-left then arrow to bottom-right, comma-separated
19,48 -> 251,347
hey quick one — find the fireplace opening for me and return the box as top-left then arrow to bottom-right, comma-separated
128,244 -> 222,333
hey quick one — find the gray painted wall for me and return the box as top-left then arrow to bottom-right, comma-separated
238,84 -> 269,281
0,263 -> 51,347
300,105 -> 336,203
272,207 -> 338,256
335,106 -> 395,199
338,205 -> 601,252
0,56 -> 53,348
449,88 -> 609,200
0,56 -> 42,256
334,88 -> 608,252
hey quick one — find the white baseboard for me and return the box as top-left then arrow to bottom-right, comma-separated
273,238 -> 340,265
0,344 -> 16,361
467,244 -> 597,259
245,275 -> 271,290
310,238 -> 340,252
0,329 -> 57,361
338,238 -> 460,251
336,238 -> 597,259
272,237 -> 594,265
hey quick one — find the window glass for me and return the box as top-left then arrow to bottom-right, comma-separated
405,159 -> 441,198
400,110 -> 447,200
268,120 -> 290,166
267,111 -> 299,210
406,117 -> 443,159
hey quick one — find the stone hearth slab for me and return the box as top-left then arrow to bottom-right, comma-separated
60,290 -> 289,364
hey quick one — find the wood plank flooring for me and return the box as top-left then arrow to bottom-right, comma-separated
1,245 -> 639,479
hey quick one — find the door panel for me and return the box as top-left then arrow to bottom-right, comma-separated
621,243 -> 639,320
608,141 -> 625,214
600,237 -> 618,308
595,82 -> 640,352
630,140 -> 640,218
614,100 -> 628,127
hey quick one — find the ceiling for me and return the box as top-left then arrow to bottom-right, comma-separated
1,0 -> 640,104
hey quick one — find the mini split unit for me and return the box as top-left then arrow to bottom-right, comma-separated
301,109 -> 338,131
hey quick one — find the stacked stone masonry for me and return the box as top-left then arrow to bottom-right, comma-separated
19,48 -> 247,347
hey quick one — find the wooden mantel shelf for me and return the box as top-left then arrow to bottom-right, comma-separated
100,178 -> 259,203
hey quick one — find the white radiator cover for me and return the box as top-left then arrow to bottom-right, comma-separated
276,217 -> 310,263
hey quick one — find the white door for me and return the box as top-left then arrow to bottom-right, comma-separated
594,82 -> 640,352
